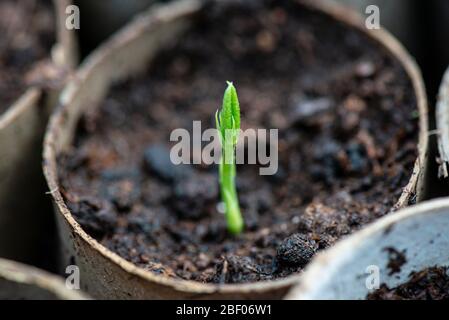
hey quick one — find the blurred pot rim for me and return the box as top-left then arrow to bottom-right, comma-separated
436,66 -> 449,178
0,258 -> 88,299
0,89 -> 42,131
43,0 -> 428,296
0,0 -> 77,131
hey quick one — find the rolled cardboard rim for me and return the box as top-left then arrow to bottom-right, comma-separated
286,198 -> 449,300
436,66 -> 449,178
43,0 -> 428,299
0,258 -> 88,299
0,0 -> 78,126
0,0 -> 78,262
0,0 -> 78,161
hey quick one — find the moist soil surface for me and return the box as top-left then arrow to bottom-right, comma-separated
0,0 -> 55,115
58,0 -> 419,284
368,267 -> 449,300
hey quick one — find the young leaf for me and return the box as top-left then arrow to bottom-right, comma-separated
216,81 -> 244,235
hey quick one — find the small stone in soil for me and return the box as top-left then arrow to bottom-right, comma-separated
355,61 -> 376,78
311,140 -> 342,183
172,173 -> 218,220
276,234 -> 317,267
143,144 -> 192,182
100,167 -> 140,181
346,142 -> 368,174
291,97 -> 334,125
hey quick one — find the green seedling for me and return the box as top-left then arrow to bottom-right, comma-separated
215,81 -> 244,235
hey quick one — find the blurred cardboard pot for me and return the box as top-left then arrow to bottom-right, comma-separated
436,66 -> 449,178
43,0 -> 428,299
0,0 -> 77,264
286,198 -> 449,300
0,257 -> 88,299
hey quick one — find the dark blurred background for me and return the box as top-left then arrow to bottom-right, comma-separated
74,0 -> 449,104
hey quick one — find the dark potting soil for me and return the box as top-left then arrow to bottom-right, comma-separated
0,0 -> 55,115
58,0 -> 419,284
367,267 -> 449,300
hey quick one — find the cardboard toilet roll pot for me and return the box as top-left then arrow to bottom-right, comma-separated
44,0 -> 428,299
0,0 -> 77,265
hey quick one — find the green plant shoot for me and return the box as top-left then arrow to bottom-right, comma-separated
215,81 -> 244,235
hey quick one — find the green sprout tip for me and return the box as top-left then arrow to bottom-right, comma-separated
215,81 -> 244,235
